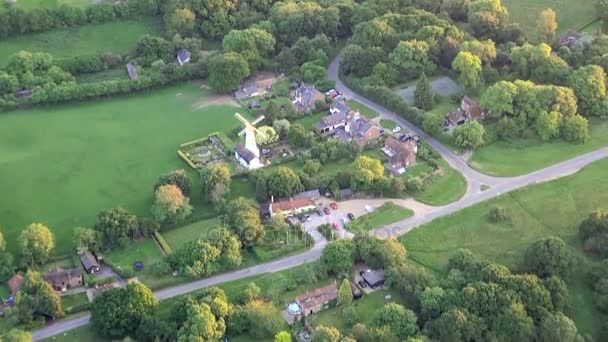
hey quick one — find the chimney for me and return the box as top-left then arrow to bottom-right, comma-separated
271,195 -> 274,203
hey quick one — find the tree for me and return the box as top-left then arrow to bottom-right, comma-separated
177,302 -> 226,341
152,184 -> 192,224
266,166 -> 303,198
17,271 -> 63,323
419,286 -> 447,320
91,282 -> 158,339
275,331 -> 292,342
370,303 -> 419,340
321,240 -> 356,275
453,121 -> 485,149
452,51 -> 482,91
480,80 -> 518,117
170,239 -> 221,279
242,300 -> 284,338
226,197 -> 265,245
288,123 -> 315,148
351,156 -> 385,193
273,119 -> 291,138
428,308 -> 483,342
209,52 -> 250,93
493,302 -> 535,342
239,282 -> 261,304
414,73 -> 434,110
338,278 -> 353,306
313,325 -> 341,342
94,207 -> 138,248
0,226 -> 4,251
256,126 -> 279,145
569,65 -> 608,118
524,236 -> 573,278
579,209 -> 608,256
207,228 -> 242,270
2,329 -> 32,342
0,249 -> 14,282
19,223 -> 54,267
155,169 -> 193,196
166,7 -> 196,36
537,9 -> 558,44
562,114 -> 590,144
223,28 -> 275,69
390,40 -> 435,79
539,312 -> 581,342
535,111 -> 561,141
72,227 -> 101,254
461,39 -> 496,65
201,163 -> 231,207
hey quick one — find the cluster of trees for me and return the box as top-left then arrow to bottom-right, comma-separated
0,0 -> 161,38
14,271 -> 64,326
579,209 -> 608,256
0,227 -> 14,283
481,80 -> 590,143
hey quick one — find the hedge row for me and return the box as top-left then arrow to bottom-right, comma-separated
0,0 -> 162,39
0,59 -> 208,112
153,231 -> 174,255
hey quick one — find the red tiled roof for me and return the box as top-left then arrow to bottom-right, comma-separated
8,274 -> 24,294
296,283 -> 338,311
272,198 -> 315,212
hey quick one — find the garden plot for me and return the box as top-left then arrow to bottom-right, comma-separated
177,132 -> 234,171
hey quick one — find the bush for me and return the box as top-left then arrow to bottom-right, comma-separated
153,231 -> 173,255
103,258 -> 135,278
489,206 -> 510,222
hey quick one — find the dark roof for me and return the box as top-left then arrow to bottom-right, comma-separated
177,49 -> 192,64
259,202 -> 271,216
126,62 -> 138,80
8,274 -> 24,294
385,137 -> 416,167
446,109 -> 466,125
330,101 -> 350,114
461,96 -> 485,120
80,251 -> 99,271
293,189 -> 321,200
44,268 -> 82,284
236,144 -> 257,163
340,188 -> 353,197
320,111 -> 349,128
362,269 -> 385,287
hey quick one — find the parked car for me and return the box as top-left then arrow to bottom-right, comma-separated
330,202 -> 338,210
332,222 -> 340,230
323,207 -> 331,215
365,205 -> 374,213
347,213 -> 355,221
341,217 -> 349,224
357,280 -> 367,288
392,126 -> 402,133
306,215 -> 312,222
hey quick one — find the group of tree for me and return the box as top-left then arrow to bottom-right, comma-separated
200,163 -> 231,209
0,227 -> 15,283
579,209 -> 608,257
15,271 -> 64,325
480,80 -> 590,143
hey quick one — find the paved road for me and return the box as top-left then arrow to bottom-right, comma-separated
32,55 -> 608,341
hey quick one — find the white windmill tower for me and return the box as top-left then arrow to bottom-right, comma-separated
234,113 -> 265,169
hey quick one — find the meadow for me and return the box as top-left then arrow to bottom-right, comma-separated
401,157 -> 608,339
0,18 -> 162,64
469,118 -> 608,176
0,0 -> 93,11
0,82 -> 243,256
347,202 -> 414,233
503,0 -> 597,34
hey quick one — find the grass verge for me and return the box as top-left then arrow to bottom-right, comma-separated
347,202 -> 414,233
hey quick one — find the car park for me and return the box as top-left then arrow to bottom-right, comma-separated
330,202 -> 338,210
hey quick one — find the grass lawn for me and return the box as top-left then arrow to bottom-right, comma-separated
0,82 -> 245,256
410,159 -> 467,206
0,18 -> 162,65
0,0 -> 93,11
502,0 -> 597,34
347,202 -> 414,233
0,284 -> 9,298
294,111 -> 326,129
312,289 -> 405,332
401,157 -> 608,339
346,100 -> 378,119
76,68 -> 129,83
379,119 -> 398,130
105,239 -> 164,271
41,325 -> 107,342
60,292 -> 89,313
470,118 -> 608,176
162,217 -> 221,250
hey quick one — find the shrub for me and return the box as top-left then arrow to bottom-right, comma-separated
153,231 -> 173,255
489,206 -> 510,222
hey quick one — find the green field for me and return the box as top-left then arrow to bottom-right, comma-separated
60,292 -> 89,313
346,99 -> 378,119
401,157 -> 608,339
162,218 -> 223,250
470,118 -> 608,176
410,159 -> 467,206
0,0 -> 93,11
347,202 -> 414,233
503,0 -> 597,34
379,119 -> 398,130
0,82 -> 243,256
0,18 -> 162,64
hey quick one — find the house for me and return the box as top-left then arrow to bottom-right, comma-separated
235,83 -> 263,101
291,83 -> 325,113
333,115 -> 383,146
444,96 -> 487,127
80,251 -> 100,274
43,268 -> 83,292
329,101 -> 350,116
559,31 -> 583,49
235,144 -> 263,169
259,202 -> 272,219
7,274 -> 24,295
15,89 -> 32,97
382,137 -> 417,175
293,189 -> 321,201
294,282 -> 338,316
268,197 -> 316,217
234,74 -> 281,101
126,62 -> 138,80
248,100 -> 261,109
318,111 -> 354,134
362,269 -> 385,288
177,49 -> 192,66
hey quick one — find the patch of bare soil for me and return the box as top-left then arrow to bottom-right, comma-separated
192,94 -> 240,110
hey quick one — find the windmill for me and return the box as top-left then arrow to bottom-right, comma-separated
234,113 -> 265,169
